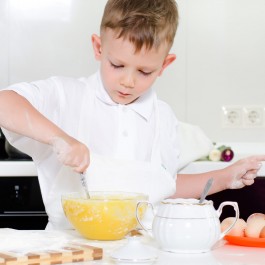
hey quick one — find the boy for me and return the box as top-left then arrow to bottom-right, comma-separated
0,0 -> 264,229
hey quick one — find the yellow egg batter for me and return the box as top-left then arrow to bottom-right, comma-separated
62,194 -> 146,240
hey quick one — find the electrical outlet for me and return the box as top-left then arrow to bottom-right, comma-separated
222,106 -> 242,128
243,106 -> 264,127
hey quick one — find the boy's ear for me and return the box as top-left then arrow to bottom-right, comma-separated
158,54 -> 176,76
91,34 -> 102,61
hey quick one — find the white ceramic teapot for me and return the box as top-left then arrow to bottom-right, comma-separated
136,198 -> 239,253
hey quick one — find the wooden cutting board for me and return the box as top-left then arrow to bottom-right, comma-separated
0,243 -> 102,265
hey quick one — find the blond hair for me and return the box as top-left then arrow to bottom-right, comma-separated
100,0 -> 179,52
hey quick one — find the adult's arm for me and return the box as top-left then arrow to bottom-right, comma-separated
173,155 -> 265,198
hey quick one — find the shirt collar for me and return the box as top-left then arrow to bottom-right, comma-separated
95,71 -> 155,121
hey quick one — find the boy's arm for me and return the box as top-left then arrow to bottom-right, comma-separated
0,90 -> 89,172
173,155 -> 265,198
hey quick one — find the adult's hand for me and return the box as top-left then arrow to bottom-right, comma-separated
224,155 -> 265,189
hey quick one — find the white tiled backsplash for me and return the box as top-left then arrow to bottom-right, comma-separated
0,0 -> 265,142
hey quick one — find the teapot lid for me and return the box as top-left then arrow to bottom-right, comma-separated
110,236 -> 157,263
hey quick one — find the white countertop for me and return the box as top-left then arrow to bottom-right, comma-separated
1,227 -> 265,265
0,161 -> 37,176
179,161 -> 265,177
1,141 -> 264,177
87,237 -> 265,265
179,142 -> 265,176
0,152 -> 264,177
38,230 -> 265,265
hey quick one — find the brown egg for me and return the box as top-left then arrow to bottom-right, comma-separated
245,213 -> 265,238
259,226 -> 265,238
246,213 -> 265,223
221,217 -> 246,237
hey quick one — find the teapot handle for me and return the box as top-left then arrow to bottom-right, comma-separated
136,201 -> 154,237
217,201 -> 239,240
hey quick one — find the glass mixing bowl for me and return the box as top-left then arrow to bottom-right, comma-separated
62,191 -> 148,240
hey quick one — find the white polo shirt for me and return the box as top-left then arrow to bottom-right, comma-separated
3,71 -> 180,200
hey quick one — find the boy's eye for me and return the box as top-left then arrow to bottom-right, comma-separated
139,70 -> 152,76
110,62 -> 123,69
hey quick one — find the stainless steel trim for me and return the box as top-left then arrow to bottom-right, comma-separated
1,213 -> 47,217
2,211 -> 47,216
4,211 -> 46,214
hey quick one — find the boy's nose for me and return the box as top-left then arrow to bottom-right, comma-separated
120,73 -> 135,89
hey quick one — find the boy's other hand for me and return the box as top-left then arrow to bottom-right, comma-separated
51,136 -> 90,173
224,155 -> 265,189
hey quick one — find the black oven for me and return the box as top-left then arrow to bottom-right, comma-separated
0,128 -> 48,229
0,176 -> 48,229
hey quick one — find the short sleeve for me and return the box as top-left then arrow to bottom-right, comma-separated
2,76 -> 86,161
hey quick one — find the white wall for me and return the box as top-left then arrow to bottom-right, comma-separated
1,0 -> 265,142
186,0 -> 265,142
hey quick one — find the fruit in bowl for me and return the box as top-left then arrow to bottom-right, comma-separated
62,191 -> 148,240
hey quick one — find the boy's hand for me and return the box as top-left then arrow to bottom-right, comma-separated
51,136 -> 90,173
225,155 -> 265,189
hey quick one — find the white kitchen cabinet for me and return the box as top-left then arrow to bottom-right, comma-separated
0,0 -> 9,89
7,0 -> 105,84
